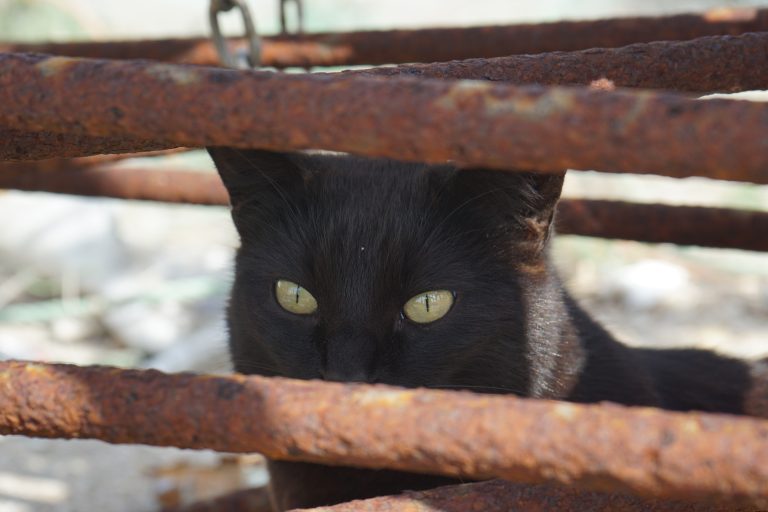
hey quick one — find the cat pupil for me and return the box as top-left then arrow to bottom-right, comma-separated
425,294 -> 430,312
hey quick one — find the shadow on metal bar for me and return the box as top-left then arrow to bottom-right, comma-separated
167,480 -> 750,512
2,160 -> 768,252
0,128 -> 174,161
0,7 -> 766,68
0,361 -> 766,508
296,480 -> 751,512
163,486 -> 272,512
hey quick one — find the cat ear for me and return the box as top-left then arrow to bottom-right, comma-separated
450,168 -> 565,256
207,147 -> 307,209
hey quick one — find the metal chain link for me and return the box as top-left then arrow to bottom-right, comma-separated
279,0 -> 304,34
209,0 -> 261,68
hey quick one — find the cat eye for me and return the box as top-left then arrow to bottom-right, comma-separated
275,279 -> 318,315
403,290 -> 455,324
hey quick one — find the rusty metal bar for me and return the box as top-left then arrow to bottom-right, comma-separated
3,160 -> 767,252
1,7 -> 766,67
1,361 -> 767,507
555,200 -> 768,252
299,480 -> 738,512
2,54 -> 768,184
0,161 -> 227,204
350,31 -> 768,94
7,31 -> 768,161
0,128 -> 175,160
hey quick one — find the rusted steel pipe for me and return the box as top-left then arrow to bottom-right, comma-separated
299,480 -> 742,512
3,160 -> 767,252
350,31 -> 768,94
1,7 -> 767,67
0,128 -> 175,160
555,200 -> 768,252
0,161 -> 227,204
1,361 -> 767,507
2,54 -> 768,183
8,31 -> 768,161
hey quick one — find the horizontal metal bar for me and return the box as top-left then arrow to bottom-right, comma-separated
0,361 -> 766,507
349,31 -> 768,94
0,128 -> 174,160
4,27 -> 768,159
2,160 -> 767,252
555,200 -> 768,252
0,161 -> 227,204
7,30 -> 768,162
1,7 -> 766,68
1,54 -> 768,184
299,480 -> 736,512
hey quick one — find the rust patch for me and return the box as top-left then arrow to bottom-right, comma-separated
146,64 -> 200,86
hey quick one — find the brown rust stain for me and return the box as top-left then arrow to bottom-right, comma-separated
435,81 -> 575,121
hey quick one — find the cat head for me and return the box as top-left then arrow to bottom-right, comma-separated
209,148 -> 564,394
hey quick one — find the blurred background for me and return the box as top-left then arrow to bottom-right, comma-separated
0,1 -> 767,510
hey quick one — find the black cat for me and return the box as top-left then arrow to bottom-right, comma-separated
208,147 -> 759,511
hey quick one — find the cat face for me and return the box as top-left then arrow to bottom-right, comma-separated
208,148 -> 563,394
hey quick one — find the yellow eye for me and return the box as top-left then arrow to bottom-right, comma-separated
403,290 -> 454,324
275,280 -> 318,315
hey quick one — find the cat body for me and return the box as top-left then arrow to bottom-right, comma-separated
208,148 -> 757,510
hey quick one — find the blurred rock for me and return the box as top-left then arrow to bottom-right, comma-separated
607,259 -> 694,310
143,319 -> 230,374
0,192 -> 128,293
103,300 -> 190,353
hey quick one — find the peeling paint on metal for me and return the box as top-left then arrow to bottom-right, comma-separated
146,64 -> 200,86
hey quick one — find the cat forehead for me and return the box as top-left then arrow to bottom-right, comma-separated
304,155 -> 448,194
301,157 -> 450,219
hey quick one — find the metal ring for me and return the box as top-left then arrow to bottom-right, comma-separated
279,0 -> 304,34
209,0 -> 261,68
